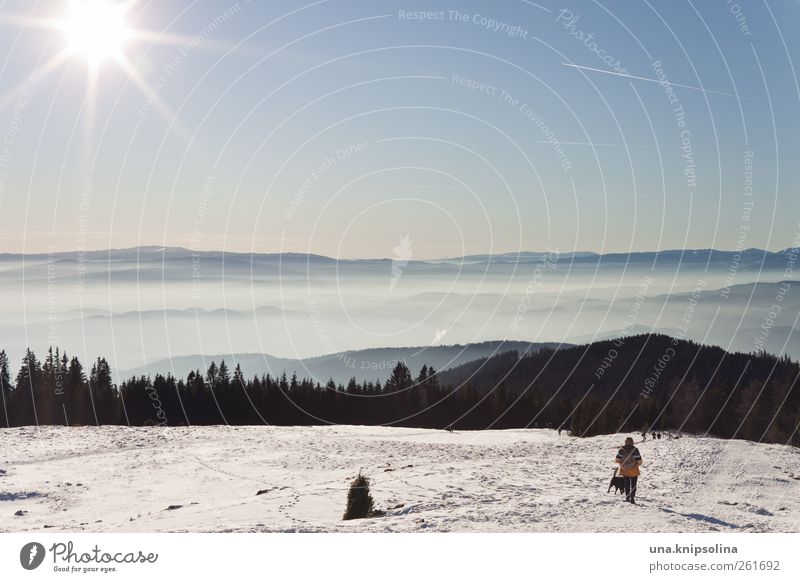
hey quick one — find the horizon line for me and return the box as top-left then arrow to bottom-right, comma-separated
0,244 -> 796,262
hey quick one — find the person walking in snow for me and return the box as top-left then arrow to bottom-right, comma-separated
615,437 -> 643,504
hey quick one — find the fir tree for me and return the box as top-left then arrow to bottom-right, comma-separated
0,350 -> 11,427
343,472 -> 381,520
385,361 -> 412,393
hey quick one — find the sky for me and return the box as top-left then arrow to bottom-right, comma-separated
0,0 -> 798,258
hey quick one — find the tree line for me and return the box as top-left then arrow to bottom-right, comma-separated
1,334 -> 798,447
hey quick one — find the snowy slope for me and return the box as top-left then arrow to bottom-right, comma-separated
1,426 -> 798,533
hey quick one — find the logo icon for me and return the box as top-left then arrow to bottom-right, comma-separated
390,234 -> 413,291
20,542 -> 46,570
430,328 -> 448,345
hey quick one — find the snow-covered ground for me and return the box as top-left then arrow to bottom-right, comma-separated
1,426 -> 799,532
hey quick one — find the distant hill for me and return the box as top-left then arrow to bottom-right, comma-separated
436,333 -> 792,402
118,340 -> 569,384
1,245 -> 794,270
432,333 -> 799,442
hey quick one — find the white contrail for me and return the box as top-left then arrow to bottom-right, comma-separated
561,62 -> 766,103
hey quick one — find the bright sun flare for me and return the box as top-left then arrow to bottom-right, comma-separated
60,0 -> 131,64
0,0 -> 224,130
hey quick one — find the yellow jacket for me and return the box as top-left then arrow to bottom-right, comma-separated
615,445 -> 642,477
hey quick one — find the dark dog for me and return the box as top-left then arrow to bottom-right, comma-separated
609,475 -> 625,494
607,468 -> 625,495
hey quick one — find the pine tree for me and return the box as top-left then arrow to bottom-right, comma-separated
425,366 -> 440,390
39,346 -> 59,425
342,472 -> 381,520
0,350 -> 11,427
218,360 -> 230,389
205,361 -> 218,387
734,379 -> 765,441
385,361 -> 412,393
13,349 -> 42,425
233,363 -> 245,387
66,356 -> 89,425
55,349 -> 68,423
671,378 -> 701,435
89,357 -> 117,424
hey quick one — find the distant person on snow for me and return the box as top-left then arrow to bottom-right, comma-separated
615,437 -> 643,504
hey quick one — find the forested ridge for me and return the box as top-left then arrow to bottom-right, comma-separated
1,334 -> 798,446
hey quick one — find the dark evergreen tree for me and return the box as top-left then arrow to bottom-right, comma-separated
12,349 -> 42,426
342,472 -> 379,520
66,356 -> 90,425
218,360 -> 230,388
39,346 -> 60,425
385,361 -> 412,393
89,357 -> 117,424
0,350 -> 11,428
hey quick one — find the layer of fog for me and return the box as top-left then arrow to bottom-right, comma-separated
0,247 -> 795,380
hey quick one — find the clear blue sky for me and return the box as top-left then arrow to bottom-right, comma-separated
0,0 -> 798,257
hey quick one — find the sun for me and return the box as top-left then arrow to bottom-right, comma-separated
60,0 -> 131,64
1,0 -> 233,131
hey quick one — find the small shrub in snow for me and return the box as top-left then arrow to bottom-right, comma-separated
343,472 -> 383,520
